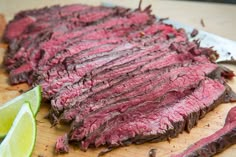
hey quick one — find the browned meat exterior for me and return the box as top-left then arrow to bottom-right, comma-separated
173,106 -> 236,157
3,3 -> 236,155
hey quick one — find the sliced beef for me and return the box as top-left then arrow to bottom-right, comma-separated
80,79 -> 228,150
35,15 -> 173,71
18,6 -> 89,36
48,43 -> 209,123
9,37 -> 124,85
68,61 -> 217,142
5,7 -> 151,65
36,23 -> 189,99
4,6 -> 126,71
49,46 -> 171,117
5,6 -> 123,68
79,91 -> 189,149
4,4 -> 91,46
36,43 -> 140,98
3,4 -> 236,155
3,16 -> 36,42
35,8 -> 153,69
37,42 -> 137,99
52,22 -> 187,70
38,26 -> 142,72
58,55 -> 214,125
36,8 -> 155,70
48,40 -> 208,123
3,5 -> 60,42
173,106 -> 236,157
9,63 -> 33,84
7,8 -> 155,84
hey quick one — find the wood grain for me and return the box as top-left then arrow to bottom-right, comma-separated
0,1 -> 236,157
0,14 -> 6,41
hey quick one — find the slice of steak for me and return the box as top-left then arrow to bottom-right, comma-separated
11,14 -> 181,87
10,5 -> 126,55
57,89 -> 191,154
7,8 -> 155,84
9,63 -> 33,84
3,16 -> 36,42
9,37 -> 124,85
54,22 -> 187,70
37,42 -> 145,98
38,26 -> 146,73
38,43 -> 139,99
68,61 -> 217,141
5,7 -> 130,77
5,30 -> 54,67
6,6 -> 120,68
49,43 -> 209,124
79,91 -> 190,149
3,5 -> 61,42
81,79 -> 228,150
4,4 -> 91,48
37,23 -> 189,99
6,18 -> 175,74
59,53 -> 209,124
48,40 -> 208,123
49,23 -> 184,69
22,6 -> 119,37
36,8 -> 156,71
35,8 -> 152,63
173,106 -> 236,157
49,45 -> 171,117
5,7 -> 150,67
46,43 -> 168,104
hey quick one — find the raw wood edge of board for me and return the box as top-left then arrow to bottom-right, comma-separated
0,13 -> 7,48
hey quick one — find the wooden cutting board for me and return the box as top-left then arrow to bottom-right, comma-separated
1,1 -> 236,157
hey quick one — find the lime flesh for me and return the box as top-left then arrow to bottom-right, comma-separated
0,103 -> 36,157
0,86 -> 41,138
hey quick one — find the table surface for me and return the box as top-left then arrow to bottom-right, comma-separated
0,0 -> 236,157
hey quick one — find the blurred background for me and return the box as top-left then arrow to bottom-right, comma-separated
181,0 -> 236,4
0,0 -> 235,40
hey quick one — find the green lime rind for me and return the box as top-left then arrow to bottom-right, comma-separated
28,103 -> 37,157
19,85 -> 42,115
0,86 -> 41,138
26,85 -> 42,115
0,103 -> 36,157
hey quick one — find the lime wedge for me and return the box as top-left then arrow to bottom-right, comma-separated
0,86 -> 41,138
0,103 -> 36,157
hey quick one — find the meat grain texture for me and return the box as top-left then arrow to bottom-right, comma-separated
3,3 -> 236,156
